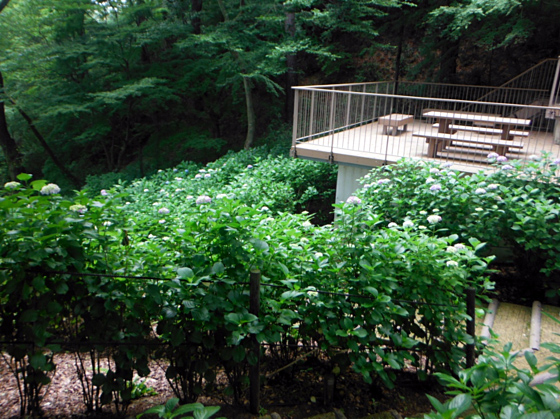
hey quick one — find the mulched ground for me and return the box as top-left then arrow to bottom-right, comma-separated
0,350 -> 445,419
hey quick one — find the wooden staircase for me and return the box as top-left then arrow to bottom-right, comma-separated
478,299 -> 560,383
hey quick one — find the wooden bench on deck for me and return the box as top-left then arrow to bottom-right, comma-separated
432,123 -> 529,138
412,132 -> 524,158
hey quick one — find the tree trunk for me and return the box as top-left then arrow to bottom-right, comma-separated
393,23 -> 405,95
0,0 -> 10,13
284,11 -> 298,123
243,76 -> 255,149
0,70 -> 26,180
438,39 -> 460,84
191,0 -> 202,34
217,0 -> 256,149
9,97 -> 80,187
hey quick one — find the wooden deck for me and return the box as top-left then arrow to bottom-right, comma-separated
293,119 -> 559,174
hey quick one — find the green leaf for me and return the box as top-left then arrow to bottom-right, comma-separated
193,406 -> 221,419
359,258 -> 373,271
56,281 -> 69,295
520,413 -> 555,419
251,239 -> 269,252
21,309 -> 38,322
164,397 -> 181,413
30,179 -> 48,191
30,353 -> 46,369
225,312 -> 258,325
446,394 -> 472,418
171,403 -> 206,417
162,306 -> 177,319
137,405 -> 165,418
280,290 -> 303,300
211,262 -> 224,275
17,173 -> 33,181
352,327 -> 369,339
177,267 -> 194,279
232,345 -> 246,362
524,350 -> 538,369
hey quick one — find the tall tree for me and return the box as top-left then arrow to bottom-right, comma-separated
0,70 -> 25,179
423,0 -> 560,83
0,0 -> 26,180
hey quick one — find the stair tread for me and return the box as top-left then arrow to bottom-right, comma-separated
489,302 -> 532,351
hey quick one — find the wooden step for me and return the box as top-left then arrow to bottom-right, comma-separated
488,302 -> 532,352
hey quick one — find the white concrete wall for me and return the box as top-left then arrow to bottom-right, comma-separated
335,164 -> 372,203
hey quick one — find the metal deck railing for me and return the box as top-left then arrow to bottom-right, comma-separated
292,59 -> 560,172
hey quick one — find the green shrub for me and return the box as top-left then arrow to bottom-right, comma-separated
356,155 -> 560,291
424,338 -> 560,419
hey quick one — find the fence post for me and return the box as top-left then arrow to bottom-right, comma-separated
466,287 -> 476,368
249,270 -> 261,414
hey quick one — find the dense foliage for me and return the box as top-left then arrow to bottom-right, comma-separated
355,154 -> 560,292
4,149 -> 560,417
1,0 -> 559,186
425,339 -> 560,419
0,150 -> 497,417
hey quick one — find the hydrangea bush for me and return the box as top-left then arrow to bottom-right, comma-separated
0,154 -> 494,416
356,155 -> 560,286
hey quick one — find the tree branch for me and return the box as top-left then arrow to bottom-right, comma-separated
0,0 -> 10,14
7,95 -> 80,187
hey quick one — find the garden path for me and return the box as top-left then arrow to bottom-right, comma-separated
479,299 -> 560,376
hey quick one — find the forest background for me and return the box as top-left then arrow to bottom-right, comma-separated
1,0 -> 560,191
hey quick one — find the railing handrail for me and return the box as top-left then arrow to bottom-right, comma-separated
292,86 -> 556,111
293,81 -> 550,93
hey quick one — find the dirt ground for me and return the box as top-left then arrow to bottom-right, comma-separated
0,350 -> 445,419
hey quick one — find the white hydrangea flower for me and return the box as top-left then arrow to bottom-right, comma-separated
40,183 -> 61,195
69,204 -> 87,214
346,196 -> 362,204
427,214 -> 442,224
196,195 -> 212,205
4,181 -> 21,190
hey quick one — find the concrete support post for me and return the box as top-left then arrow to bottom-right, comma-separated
335,164 -> 373,203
